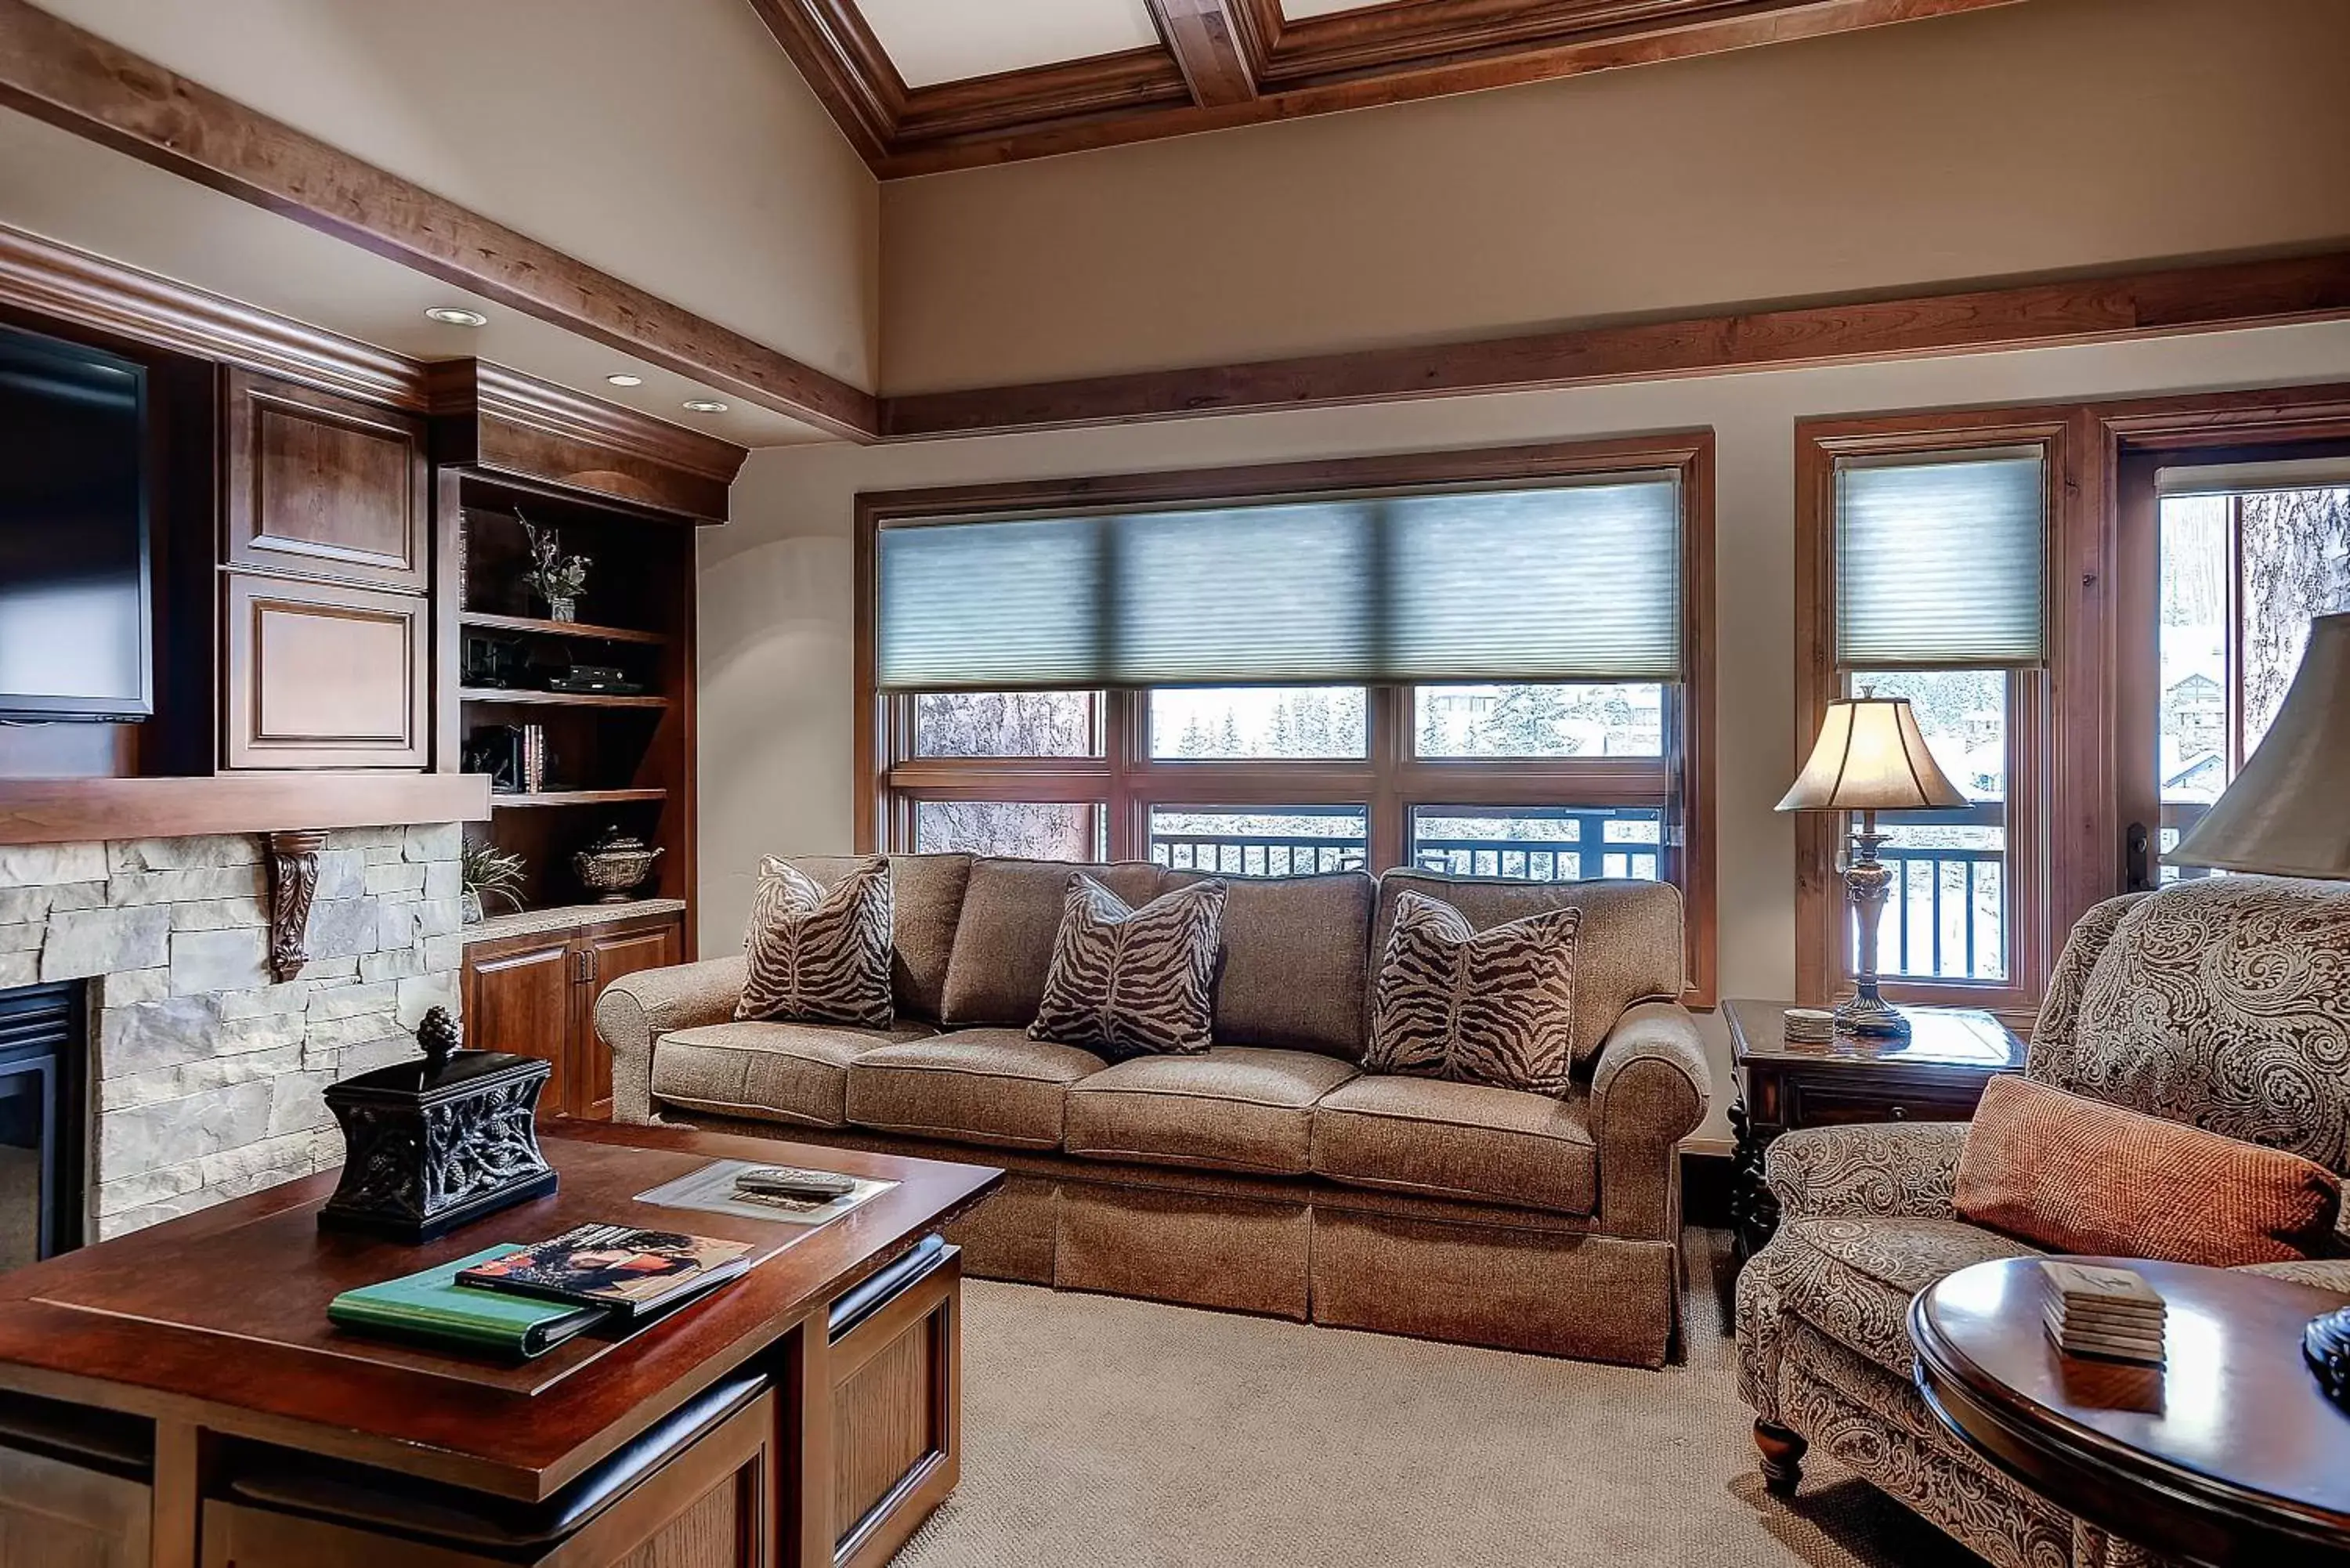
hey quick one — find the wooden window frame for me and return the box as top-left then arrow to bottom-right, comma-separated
855,433 -> 1719,1006
1799,381 -> 2350,1030
1795,411 -> 2074,1024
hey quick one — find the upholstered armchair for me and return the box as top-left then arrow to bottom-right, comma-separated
1734,876 -> 2350,1568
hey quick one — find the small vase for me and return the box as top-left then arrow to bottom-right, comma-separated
546,597 -> 577,624
461,890 -> 485,925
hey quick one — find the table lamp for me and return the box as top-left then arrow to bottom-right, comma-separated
1777,693 -> 1969,1039
2163,612 -> 2350,1406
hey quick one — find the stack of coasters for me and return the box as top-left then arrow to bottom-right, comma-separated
1782,1007 -> 1836,1045
2040,1259 -> 2165,1364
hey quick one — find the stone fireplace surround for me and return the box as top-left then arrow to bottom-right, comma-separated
0,825 -> 462,1240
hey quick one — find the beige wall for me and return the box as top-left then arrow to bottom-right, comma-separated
705,320 -> 2350,1146
880,0 -> 2350,392
36,0 -> 882,390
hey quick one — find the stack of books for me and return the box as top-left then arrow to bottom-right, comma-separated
2040,1259 -> 2165,1364
329,1223 -> 756,1359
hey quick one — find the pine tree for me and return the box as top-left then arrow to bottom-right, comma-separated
1487,683 -> 1575,755
1217,711 -> 1242,755
1419,700 -> 1448,757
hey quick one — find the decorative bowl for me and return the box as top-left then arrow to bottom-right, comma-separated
573,830 -> 662,903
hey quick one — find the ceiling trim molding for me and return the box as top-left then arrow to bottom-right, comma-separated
0,0 -> 880,441
0,221 -> 430,409
752,0 -> 2026,178
877,248 -> 2350,438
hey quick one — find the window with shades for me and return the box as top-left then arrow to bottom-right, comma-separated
856,435 -> 1718,1003
1798,422 -> 2057,1014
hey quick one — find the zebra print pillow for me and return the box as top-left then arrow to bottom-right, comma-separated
1028,875 -> 1225,1062
736,856 -> 895,1029
1365,891 -> 1581,1096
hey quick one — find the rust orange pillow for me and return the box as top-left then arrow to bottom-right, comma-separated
1954,1075 -> 2341,1266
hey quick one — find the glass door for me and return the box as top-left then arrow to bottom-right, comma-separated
2120,456 -> 2350,888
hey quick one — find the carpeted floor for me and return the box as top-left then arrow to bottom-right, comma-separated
894,1228 -> 1979,1568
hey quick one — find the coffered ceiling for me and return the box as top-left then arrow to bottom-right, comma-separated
754,0 -> 2029,177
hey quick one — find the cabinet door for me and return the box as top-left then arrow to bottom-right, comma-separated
222,574 -> 429,769
462,933 -> 575,1113
574,918 -> 683,1120
222,370 -> 428,590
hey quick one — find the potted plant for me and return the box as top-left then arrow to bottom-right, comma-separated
460,840 -> 529,925
518,515 -> 589,623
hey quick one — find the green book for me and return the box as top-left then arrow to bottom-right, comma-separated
328,1245 -> 608,1358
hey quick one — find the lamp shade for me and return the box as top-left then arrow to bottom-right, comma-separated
2171,612 -> 2350,877
1776,696 -> 1970,814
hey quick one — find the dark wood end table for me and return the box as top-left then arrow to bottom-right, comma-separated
1913,1255 -> 2350,1567
1725,997 -> 2023,1267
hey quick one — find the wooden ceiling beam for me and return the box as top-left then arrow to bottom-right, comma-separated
0,0 -> 880,440
1149,0 -> 1260,108
878,248 -> 2350,438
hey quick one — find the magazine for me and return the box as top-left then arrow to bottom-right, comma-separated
457,1223 -> 756,1319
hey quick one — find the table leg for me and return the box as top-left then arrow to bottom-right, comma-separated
1727,1098 -> 1781,1271
151,1421 -> 203,1568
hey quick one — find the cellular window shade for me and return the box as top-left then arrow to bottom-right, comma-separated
874,474 -> 1683,692
1834,448 -> 2046,670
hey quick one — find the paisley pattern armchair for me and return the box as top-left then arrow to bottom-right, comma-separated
1734,876 -> 2350,1568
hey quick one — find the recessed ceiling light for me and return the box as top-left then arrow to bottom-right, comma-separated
605,374 -> 645,388
682,399 -> 729,414
424,306 -> 488,327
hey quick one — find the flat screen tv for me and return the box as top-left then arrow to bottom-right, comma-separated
0,323 -> 151,721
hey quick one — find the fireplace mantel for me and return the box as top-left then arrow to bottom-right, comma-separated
0,773 -> 490,847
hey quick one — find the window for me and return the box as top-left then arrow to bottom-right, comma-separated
859,436 -> 1717,1003
2153,477 -> 2350,881
1797,422 -> 2058,1014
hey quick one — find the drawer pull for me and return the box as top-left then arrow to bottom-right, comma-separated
1888,1105 -> 1907,1121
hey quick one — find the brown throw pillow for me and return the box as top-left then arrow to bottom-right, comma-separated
1955,1075 -> 2341,1266
1028,874 -> 1224,1062
736,856 -> 894,1029
1364,891 -> 1580,1097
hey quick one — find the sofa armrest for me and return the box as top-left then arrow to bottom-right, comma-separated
1589,1002 -> 1711,1238
593,954 -> 748,1125
1762,1120 -> 1968,1223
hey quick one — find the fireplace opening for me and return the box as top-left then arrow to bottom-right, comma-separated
0,982 -> 85,1266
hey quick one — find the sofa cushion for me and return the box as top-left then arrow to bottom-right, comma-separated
651,1018 -> 934,1128
940,859 -> 1166,1028
738,857 -> 894,1028
1773,1216 -> 2042,1378
1956,1074 -> 2342,1266
845,1028 -> 1108,1150
1163,869 -> 1374,1059
1030,876 -> 1226,1061
1374,872 -> 1682,1067
1365,891 -> 1580,1096
1310,1075 -> 1596,1215
784,854 -> 971,1023
1065,1048 -> 1360,1176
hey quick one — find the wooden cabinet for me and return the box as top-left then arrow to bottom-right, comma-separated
222,574 -> 429,769
222,370 -> 429,591
461,912 -> 682,1121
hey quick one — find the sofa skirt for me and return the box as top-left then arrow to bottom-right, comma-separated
667,1111 -> 1682,1367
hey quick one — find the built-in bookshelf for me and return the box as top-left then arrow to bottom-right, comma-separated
451,471 -> 697,929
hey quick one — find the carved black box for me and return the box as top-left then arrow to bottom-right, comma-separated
320,1008 -> 559,1243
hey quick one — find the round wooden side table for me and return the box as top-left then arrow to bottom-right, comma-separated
1911,1256 -> 2350,1567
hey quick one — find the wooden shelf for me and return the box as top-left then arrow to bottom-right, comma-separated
458,688 -> 669,710
458,612 -> 666,645
493,789 -> 667,808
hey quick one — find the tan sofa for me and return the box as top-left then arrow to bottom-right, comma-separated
596,854 -> 1709,1367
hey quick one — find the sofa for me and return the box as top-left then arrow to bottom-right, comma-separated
596,854 -> 1711,1367
1735,876 -> 2350,1568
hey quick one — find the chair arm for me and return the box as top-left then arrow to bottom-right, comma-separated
1589,1002 -> 1711,1238
1761,1120 -> 1968,1223
593,954 -> 748,1124
2234,1258 -> 2350,1295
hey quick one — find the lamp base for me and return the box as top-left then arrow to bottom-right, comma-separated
2305,1306 -> 2350,1408
1835,981 -> 1911,1039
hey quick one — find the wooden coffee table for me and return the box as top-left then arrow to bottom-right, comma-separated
1912,1256 -> 2350,1566
0,1120 -> 1001,1568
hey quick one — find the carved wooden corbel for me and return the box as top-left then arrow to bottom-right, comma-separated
265,829 -> 330,982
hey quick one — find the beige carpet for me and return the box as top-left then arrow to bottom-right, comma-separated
895,1230 -> 1978,1568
